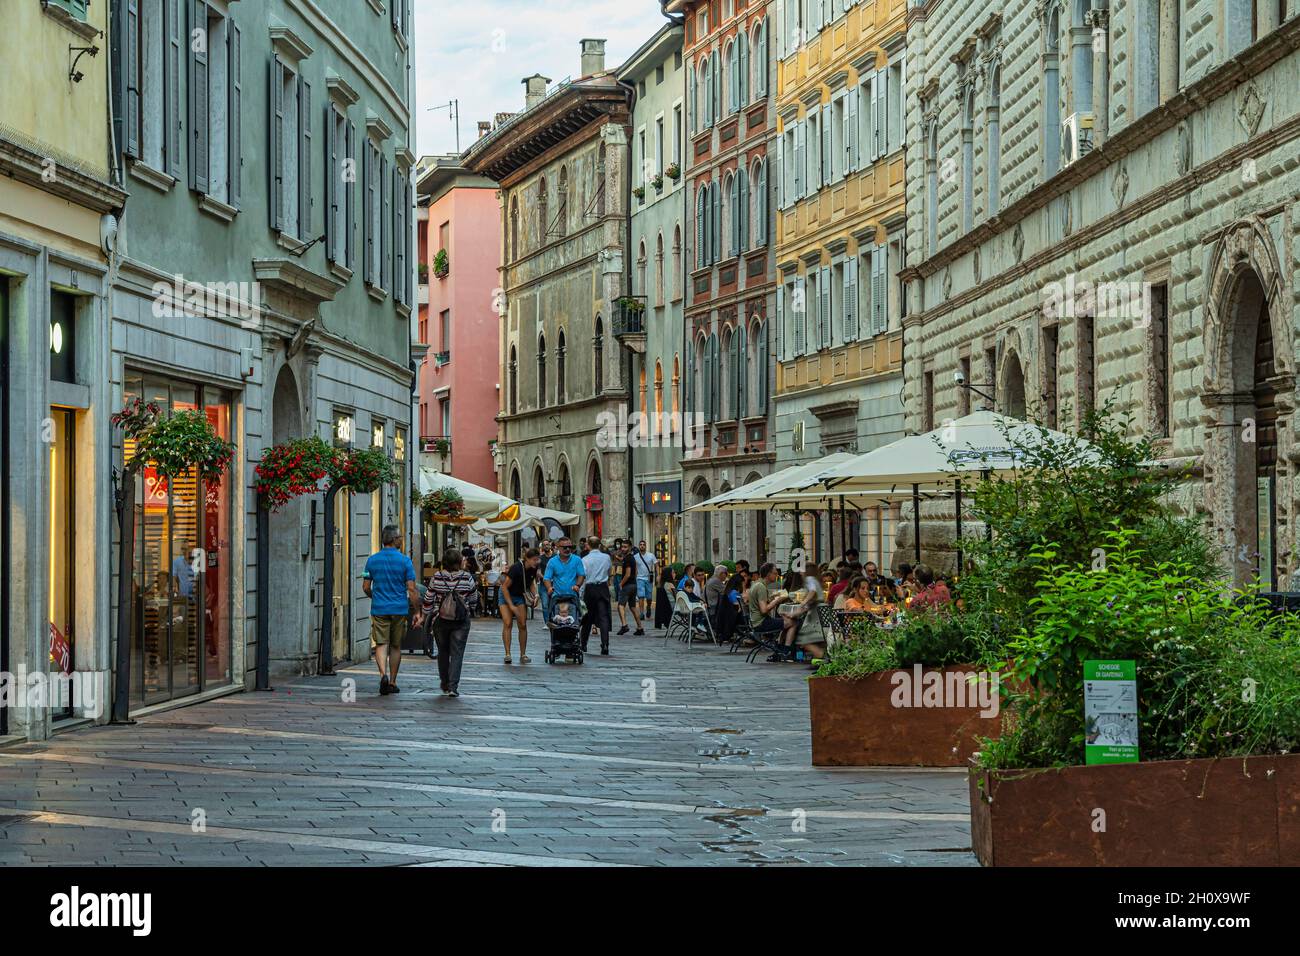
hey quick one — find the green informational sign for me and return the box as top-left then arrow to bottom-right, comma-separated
1084,659 -> 1139,765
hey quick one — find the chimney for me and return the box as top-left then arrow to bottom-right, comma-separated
580,38 -> 606,77
477,121 -> 491,140
494,111 -> 515,129
522,73 -> 550,110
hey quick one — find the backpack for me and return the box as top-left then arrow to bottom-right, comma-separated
437,577 -> 469,625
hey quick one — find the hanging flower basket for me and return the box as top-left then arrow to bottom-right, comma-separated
665,162 -> 681,180
335,446 -> 399,494
113,398 -> 236,486
255,435 -> 337,511
422,486 -> 466,522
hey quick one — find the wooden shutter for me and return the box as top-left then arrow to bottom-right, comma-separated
822,102 -> 832,184
226,20 -> 239,208
739,31 -> 749,107
737,323 -> 748,419
758,320 -> 769,414
688,67 -> 696,134
165,0 -> 182,177
381,154 -> 391,291
739,167 -> 750,252
820,266 -> 831,348
125,0 -> 141,158
345,119 -> 356,268
392,167 -> 404,303
695,188 -> 705,268
188,0 -> 209,193
685,340 -> 695,419
363,142 -> 374,284
711,51 -> 720,123
873,246 -> 886,333
728,177 -> 738,257
270,56 -> 285,231
406,179 -> 415,306
326,107 -> 338,261
793,120 -> 804,199
299,79 -> 312,236
846,85 -> 857,173
876,69 -> 887,159
710,180 -> 721,265
843,257 -> 857,341
794,279 -> 805,353
866,74 -> 878,162
755,160 -> 766,245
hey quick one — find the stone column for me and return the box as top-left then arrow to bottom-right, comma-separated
1158,0 -> 1178,104
1086,8 -> 1109,146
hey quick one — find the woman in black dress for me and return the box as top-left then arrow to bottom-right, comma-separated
654,565 -> 675,629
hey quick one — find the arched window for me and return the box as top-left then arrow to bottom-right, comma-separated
557,165 -> 569,237
639,364 -> 648,436
726,40 -> 739,114
925,120 -> 939,256
593,317 -> 604,394
752,19 -> 767,98
654,360 -> 664,435
537,175 -> 549,245
637,241 -> 647,296
536,333 -> 547,407
597,144 -> 607,217
509,196 -> 520,262
695,185 -> 709,269
508,344 -> 518,414
752,159 -> 766,247
655,232 -> 665,307
987,66 -> 1001,215
556,329 -> 567,402
673,224 -> 683,300
961,85 -> 975,234
672,354 -> 681,425
558,460 -> 571,511
727,172 -> 739,257
532,464 -> 545,507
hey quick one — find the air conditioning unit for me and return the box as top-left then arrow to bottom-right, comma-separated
1061,113 -> 1095,167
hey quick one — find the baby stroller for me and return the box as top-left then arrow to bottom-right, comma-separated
544,594 -> 585,665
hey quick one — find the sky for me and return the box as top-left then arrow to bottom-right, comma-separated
413,0 -> 672,158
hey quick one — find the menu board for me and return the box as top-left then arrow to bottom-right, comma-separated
1084,659 -> 1139,764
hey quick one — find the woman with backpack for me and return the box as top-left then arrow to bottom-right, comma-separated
421,548 -> 480,697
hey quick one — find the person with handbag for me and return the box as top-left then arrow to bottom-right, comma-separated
501,548 -> 540,664
421,548 -> 480,697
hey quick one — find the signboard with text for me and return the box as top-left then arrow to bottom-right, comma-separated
1084,659 -> 1139,764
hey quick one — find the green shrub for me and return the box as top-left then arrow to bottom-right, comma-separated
669,562 -> 685,577
812,631 -> 898,680
893,611 -> 988,668
696,560 -> 714,575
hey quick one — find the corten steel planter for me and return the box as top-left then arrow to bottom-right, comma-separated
808,666 -> 1003,767
969,752 -> 1300,866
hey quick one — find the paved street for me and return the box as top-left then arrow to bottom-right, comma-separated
0,619 -> 975,866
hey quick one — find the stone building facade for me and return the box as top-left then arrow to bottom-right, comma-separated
772,0 -> 909,568
108,0 -> 416,695
675,0 -> 779,567
465,42 -> 634,544
621,22 -> 690,561
902,0 -> 1300,582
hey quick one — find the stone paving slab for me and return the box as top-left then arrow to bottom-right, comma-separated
0,620 -> 977,866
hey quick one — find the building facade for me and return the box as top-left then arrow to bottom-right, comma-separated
769,0 -> 909,570
0,0 -> 127,740
106,0 -> 416,698
621,22 -> 689,560
902,1 -> 1300,582
465,42 -> 634,544
676,0 -> 779,567
415,154 -> 502,538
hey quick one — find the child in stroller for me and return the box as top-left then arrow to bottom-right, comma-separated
544,594 -> 585,665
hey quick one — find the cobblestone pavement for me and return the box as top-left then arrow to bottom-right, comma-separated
0,619 -> 977,866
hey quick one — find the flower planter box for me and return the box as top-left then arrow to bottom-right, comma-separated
808,666 -> 1002,767
969,752 -> 1300,866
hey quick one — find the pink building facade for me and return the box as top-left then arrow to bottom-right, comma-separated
416,156 -> 502,495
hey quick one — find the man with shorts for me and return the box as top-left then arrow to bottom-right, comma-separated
362,524 -> 421,696
615,541 -> 645,636
633,540 -> 657,621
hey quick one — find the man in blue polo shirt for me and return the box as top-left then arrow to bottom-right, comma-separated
542,536 -> 585,604
363,524 -> 420,696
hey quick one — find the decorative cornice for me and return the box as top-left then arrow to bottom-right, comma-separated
976,12 -> 1003,44
366,111 -> 394,141
0,136 -> 125,214
252,257 -> 345,303
826,70 -> 851,93
270,22 -> 314,62
326,72 -> 361,107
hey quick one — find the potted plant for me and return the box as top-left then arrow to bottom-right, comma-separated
632,185 -> 646,200
417,261 -> 429,282
615,295 -> 645,313
422,486 -> 465,522
433,248 -> 449,278
808,610 -> 1003,767
665,162 -> 681,181
432,436 -> 451,456
651,173 -> 664,192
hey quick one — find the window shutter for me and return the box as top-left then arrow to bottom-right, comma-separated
873,246 -> 886,334
702,340 -> 713,421
326,107 -> 338,261
794,279 -> 805,353
189,0 -> 209,194
728,44 -> 738,114
877,68 -> 887,159
229,20 -> 242,207
381,154 -> 391,292
711,180 -> 721,265
759,18 -> 769,97
776,284 -> 785,361
685,340 -> 694,418
794,120 -> 804,198
345,119 -> 356,268
758,320 -> 769,413
405,179 -> 415,306
712,335 -> 721,420
688,67 -> 696,134
822,102 -> 832,184
125,0 -> 141,159
783,0 -> 795,58
843,257 -> 856,342
393,168 -> 404,304
299,79 -> 312,236
363,143 -> 374,284
738,323 -> 748,419
696,188 -> 705,269
739,31 -> 749,107
755,161 -> 766,245
712,50 -> 721,123
820,266 -> 831,348
270,56 -> 285,231
165,0 -> 182,177
867,74 -> 878,162
846,86 -> 857,173
739,167 -> 750,252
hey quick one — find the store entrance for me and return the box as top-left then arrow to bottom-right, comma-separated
48,408 -> 75,719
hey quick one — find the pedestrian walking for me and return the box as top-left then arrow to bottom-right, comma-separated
422,548 -> 480,697
579,535 -> 613,654
501,547 -> 540,664
362,524 -> 421,696
615,541 -> 645,636
633,540 -> 657,619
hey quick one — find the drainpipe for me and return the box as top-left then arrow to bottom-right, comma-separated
618,76 -> 637,543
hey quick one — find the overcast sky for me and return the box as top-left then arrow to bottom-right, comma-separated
413,0 -> 672,158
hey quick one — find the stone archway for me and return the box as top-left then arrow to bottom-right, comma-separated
999,349 -> 1027,419
269,364 -> 307,668
1202,219 -> 1294,586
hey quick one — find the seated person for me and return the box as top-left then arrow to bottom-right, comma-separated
746,562 -> 787,642
826,566 -> 854,605
842,575 -> 882,613
676,563 -> 697,592
910,563 -> 953,612
681,576 -> 709,631
771,569 -> 827,662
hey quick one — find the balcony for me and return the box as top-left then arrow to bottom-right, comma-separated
434,350 -> 451,367
612,296 -> 646,353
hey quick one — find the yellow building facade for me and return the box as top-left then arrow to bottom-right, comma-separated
769,0 -> 908,566
1,0 -> 124,741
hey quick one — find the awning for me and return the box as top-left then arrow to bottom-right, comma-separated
470,504 -> 581,535
417,468 -> 520,524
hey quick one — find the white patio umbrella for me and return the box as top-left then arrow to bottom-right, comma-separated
686,454 -> 859,512
417,467 -> 520,524
469,503 -> 580,535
